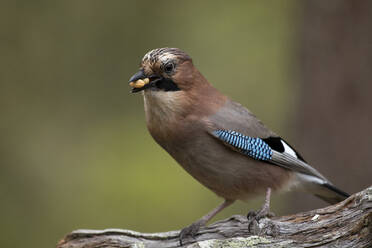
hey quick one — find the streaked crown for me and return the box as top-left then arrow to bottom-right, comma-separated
142,48 -> 191,65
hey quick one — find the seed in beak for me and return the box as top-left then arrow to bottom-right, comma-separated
129,79 -> 146,88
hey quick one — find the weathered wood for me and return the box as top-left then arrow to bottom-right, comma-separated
57,186 -> 372,248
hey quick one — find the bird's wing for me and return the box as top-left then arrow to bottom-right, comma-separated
207,100 -> 328,182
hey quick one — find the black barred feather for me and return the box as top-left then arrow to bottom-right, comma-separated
213,130 -> 273,161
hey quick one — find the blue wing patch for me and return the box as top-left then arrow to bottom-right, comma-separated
213,130 -> 273,161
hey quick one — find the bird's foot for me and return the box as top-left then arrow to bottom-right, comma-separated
179,200 -> 234,246
247,207 -> 275,235
179,220 -> 204,246
247,188 -> 274,234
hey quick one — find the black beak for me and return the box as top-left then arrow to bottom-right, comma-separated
128,69 -> 146,83
128,69 -> 148,93
129,69 -> 162,93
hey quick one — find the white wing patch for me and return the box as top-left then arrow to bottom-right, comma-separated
280,140 -> 298,158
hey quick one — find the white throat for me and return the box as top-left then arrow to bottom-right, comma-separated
143,90 -> 184,125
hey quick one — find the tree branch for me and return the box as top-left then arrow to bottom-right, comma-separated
57,186 -> 372,248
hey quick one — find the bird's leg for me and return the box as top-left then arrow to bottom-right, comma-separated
179,199 -> 234,245
257,187 -> 274,218
247,188 -> 275,234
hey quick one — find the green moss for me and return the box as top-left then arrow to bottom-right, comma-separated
131,242 -> 146,248
194,236 -> 271,248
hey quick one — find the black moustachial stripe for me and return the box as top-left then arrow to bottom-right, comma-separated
155,78 -> 180,92
262,136 -> 306,162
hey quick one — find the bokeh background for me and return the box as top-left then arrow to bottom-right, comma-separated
1,1 -> 371,248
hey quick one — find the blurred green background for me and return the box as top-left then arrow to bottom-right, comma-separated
2,1 -> 369,248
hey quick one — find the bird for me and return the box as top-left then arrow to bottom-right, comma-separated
128,47 -> 350,243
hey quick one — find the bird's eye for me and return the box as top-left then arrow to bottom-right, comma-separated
164,63 -> 175,73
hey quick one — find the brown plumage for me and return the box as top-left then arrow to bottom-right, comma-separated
128,47 -> 349,243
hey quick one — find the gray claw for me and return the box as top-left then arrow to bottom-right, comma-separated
179,221 -> 202,246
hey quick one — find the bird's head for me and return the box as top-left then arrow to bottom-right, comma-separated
128,48 -> 201,93
128,48 -> 225,121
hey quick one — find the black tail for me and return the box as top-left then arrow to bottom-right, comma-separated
314,183 -> 350,204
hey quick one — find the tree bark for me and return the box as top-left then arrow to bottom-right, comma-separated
57,186 -> 372,248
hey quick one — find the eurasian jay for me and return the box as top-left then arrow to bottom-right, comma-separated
128,47 -> 349,242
